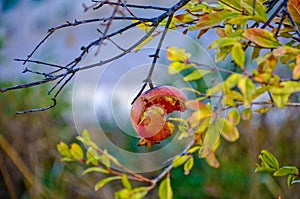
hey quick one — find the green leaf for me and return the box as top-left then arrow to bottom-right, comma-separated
209,37 -> 239,49
287,175 -> 296,188
227,109 -> 240,125
237,77 -> 256,106
184,156 -> 194,175
274,166 -> 299,176
241,107 -> 252,120
227,15 -> 261,25
172,155 -> 190,168
188,146 -> 201,153
82,129 -> 91,142
195,10 -> 238,29
115,189 -> 130,199
131,187 -> 149,199
269,81 -> 300,108
95,176 -> 122,191
255,166 -> 277,173
86,147 -> 99,166
232,43 -> 245,68
70,143 -> 84,161
83,167 -> 109,175
251,47 -> 261,63
271,81 -> 300,94
158,177 -> 173,199
122,174 -> 132,190
242,28 -> 281,48
199,120 -> 222,157
241,0 -> 267,21
183,69 -> 210,81
57,142 -> 71,158
220,118 -> 239,142
261,149 -> 279,170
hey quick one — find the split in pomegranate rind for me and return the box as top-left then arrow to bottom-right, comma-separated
130,86 -> 187,148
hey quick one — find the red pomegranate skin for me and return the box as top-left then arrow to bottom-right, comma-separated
130,86 -> 187,148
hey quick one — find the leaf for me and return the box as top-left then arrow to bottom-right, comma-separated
166,47 -> 191,62
251,47 -> 261,63
293,55 -> 300,79
82,167 -> 109,175
287,0 -> 300,29
184,156 -> 194,175
70,143 -> 84,161
269,81 -> 300,108
261,149 -> 279,170
122,174 -> 132,190
220,118 -> 239,142
255,166 -> 277,173
135,35 -> 154,52
227,109 -> 240,125
168,62 -> 186,75
218,0 -> 242,13
195,10 -> 238,29
241,107 -> 252,120
241,0 -> 267,21
274,166 -> 299,176
95,176 -> 122,191
131,187 -> 149,199
288,175 -> 296,187
254,107 -> 271,114
115,189 -> 130,199
231,43 -> 245,68
205,152 -> 220,168
237,77 -> 256,106
188,146 -> 201,153
172,155 -> 190,168
199,120 -> 222,157
242,28 -> 281,48
158,177 -> 173,199
57,142 -> 71,158
183,69 -> 210,81
132,20 -> 153,33
227,15 -> 259,25
209,37 -> 239,49
86,147 -> 99,166
82,129 -> 91,142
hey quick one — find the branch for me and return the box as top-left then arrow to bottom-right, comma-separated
1,0 -> 192,113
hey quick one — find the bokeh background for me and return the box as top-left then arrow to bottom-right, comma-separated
1,0 -> 300,198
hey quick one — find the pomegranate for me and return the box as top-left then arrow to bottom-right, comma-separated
130,86 -> 187,148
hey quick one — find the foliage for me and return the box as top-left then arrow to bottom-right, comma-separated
1,0 -> 300,198
256,149 -> 300,188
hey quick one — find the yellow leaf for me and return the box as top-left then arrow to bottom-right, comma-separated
293,55 -> 300,79
205,152 -> 220,168
232,43 -> 245,68
196,10 -> 238,29
220,118 -> 239,142
288,0 -> 300,29
70,143 -> 84,161
243,28 -> 281,48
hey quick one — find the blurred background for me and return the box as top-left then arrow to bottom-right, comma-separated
1,0 -> 300,198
